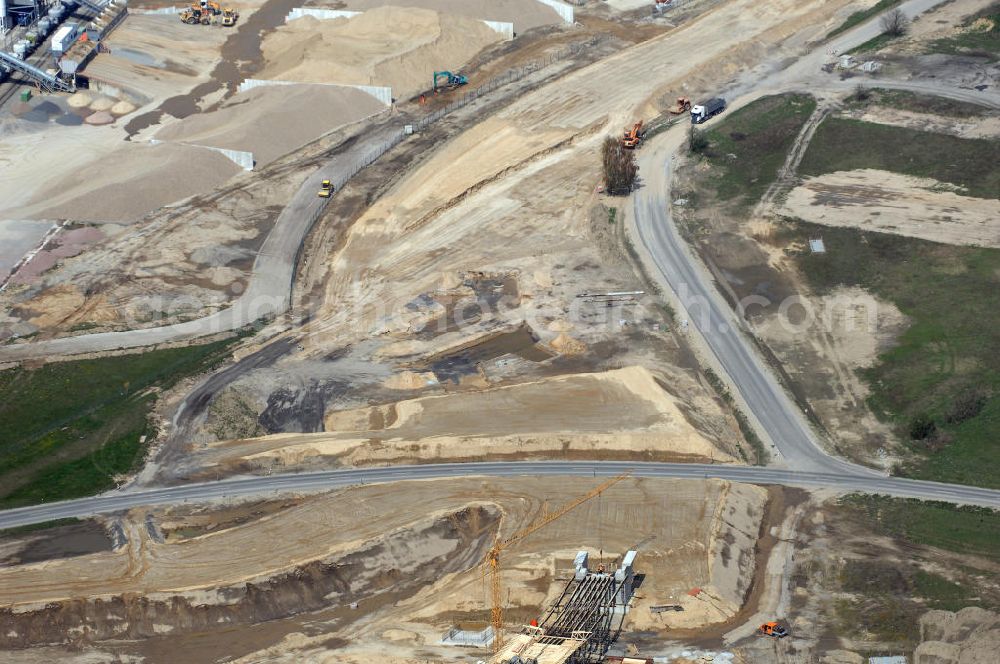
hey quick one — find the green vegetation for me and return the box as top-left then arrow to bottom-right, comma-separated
0,517 -> 79,539
800,118 -> 1000,199
927,3 -> 1000,60
607,207 -> 617,225
839,495 -> 1000,562
849,31 -> 897,54
845,87 -> 989,118
787,221 -> 1000,487
703,368 -> 769,465
0,337 -> 241,507
700,93 -> 816,208
827,0 -> 903,38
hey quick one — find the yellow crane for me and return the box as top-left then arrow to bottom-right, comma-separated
484,473 -> 630,652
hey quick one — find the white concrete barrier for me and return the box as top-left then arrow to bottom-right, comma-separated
149,139 -> 255,171
236,78 -> 393,105
285,7 -> 514,39
481,20 -> 514,40
285,8 -> 360,21
534,0 -> 574,23
132,6 -> 180,13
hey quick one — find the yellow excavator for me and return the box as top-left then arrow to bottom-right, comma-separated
179,2 -> 225,25
221,7 -> 239,26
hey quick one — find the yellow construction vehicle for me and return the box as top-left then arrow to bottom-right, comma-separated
318,179 -> 333,198
179,5 -> 210,24
221,7 -> 239,26
201,1 -> 222,15
484,473 -> 630,652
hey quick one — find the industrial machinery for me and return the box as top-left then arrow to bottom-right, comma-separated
318,179 -> 333,198
759,621 -> 789,638
200,1 -> 222,15
221,6 -> 238,26
433,70 -> 467,92
179,6 -> 210,24
668,96 -> 691,115
484,473 -> 630,652
622,121 -> 645,149
691,97 -> 726,124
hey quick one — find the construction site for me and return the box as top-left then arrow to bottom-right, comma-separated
1,0 -> 999,662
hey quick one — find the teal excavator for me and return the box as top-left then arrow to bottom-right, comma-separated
432,71 -> 468,92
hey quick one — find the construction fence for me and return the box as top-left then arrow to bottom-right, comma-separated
307,33 -> 610,227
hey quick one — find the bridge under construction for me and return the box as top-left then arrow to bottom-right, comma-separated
490,550 -> 636,664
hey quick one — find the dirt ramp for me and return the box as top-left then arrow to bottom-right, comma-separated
0,505 -> 499,649
16,143 -> 243,223
154,84 -> 387,166
260,7 -> 501,100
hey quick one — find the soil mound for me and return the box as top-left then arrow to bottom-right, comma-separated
155,83 -> 386,166
32,143 -> 242,222
343,0 -> 562,31
260,6 -> 500,100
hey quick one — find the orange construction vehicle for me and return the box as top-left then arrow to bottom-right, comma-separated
622,120 -> 645,149
669,96 -> 692,115
759,622 -> 789,638
201,1 -> 222,14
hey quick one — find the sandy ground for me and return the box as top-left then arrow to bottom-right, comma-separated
190,367 -> 736,473
261,7 -> 501,100
154,83 -> 387,166
0,477 -> 768,659
0,220 -> 54,284
888,0 -> 998,53
86,14 -> 233,106
780,169 -> 1000,248
8,142 -> 244,223
342,0 -> 563,32
843,104 -> 1000,140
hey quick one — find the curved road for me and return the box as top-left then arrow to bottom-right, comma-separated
1,461 -> 999,530
1,0 -> 997,529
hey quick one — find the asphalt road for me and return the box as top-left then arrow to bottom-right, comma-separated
1,0 -> 997,529
1,461 -> 999,530
0,122 -> 403,363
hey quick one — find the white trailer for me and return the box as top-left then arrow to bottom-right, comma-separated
50,23 -> 79,57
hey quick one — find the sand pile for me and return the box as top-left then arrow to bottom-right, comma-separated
260,7 -> 500,100
29,143 -> 242,223
84,111 -> 115,125
155,83 -> 386,166
66,91 -> 92,108
343,0 -> 562,31
111,100 -> 136,116
89,96 -> 115,111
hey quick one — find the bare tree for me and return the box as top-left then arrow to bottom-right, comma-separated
602,136 -> 638,195
880,8 -> 909,37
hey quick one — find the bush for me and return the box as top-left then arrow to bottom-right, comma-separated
689,126 -> 709,154
881,8 -> 910,37
602,136 -> 638,195
909,413 -> 937,441
945,390 -> 987,424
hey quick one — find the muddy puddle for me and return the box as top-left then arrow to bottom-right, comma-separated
124,0 -> 301,136
426,325 -> 553,384
0,520 -> 112,566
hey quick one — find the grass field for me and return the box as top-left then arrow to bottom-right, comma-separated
831,494 -> 1000,645
839,494 -> 1000,562
788,221 -> 1000,488
844,87 -> 990,118
799,118 -> 1000,199
699,93 -> 816,209
0,338 -> 241,507
927,3 -> 1000,60
827,0 -> 903,39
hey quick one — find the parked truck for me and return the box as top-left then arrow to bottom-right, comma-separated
50,23 -> 80,58
690,97 -> 726,124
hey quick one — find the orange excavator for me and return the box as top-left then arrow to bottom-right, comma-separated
669,96 -> 692,115
622,120 -> 645,149
759,621 -> 789,638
